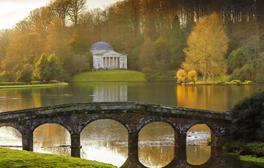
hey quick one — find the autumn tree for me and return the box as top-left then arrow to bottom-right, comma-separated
182,12 -> 228,82
176,69 -> 186,82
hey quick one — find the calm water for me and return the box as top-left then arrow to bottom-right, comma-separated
0,82 -> 264,168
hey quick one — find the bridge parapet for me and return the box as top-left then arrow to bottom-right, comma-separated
0,102 -> 230,121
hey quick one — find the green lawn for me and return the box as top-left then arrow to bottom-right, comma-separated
71,70 -> 146,82
0,148 -> 117,168
197,75 -> 231,82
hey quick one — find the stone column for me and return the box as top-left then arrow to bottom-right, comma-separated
115,57 -> 117,68
177,133 -> 186,147
102,57 -> 104,68
71,133 -> 81,157
121,132 -> 145,168
22,133 -> 33,151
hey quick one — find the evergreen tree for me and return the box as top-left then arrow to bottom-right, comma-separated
34,53 -> 50,81
169,15 -> 187,69
47,54 -> 62,80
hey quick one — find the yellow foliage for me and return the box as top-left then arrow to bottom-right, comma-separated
182,12 -> 228,81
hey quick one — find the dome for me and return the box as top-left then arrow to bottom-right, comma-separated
91,42 -> 113,50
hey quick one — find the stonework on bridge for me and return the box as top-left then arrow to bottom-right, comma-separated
0,102 -> 230,167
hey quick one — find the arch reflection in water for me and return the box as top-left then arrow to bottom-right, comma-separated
93,82 -> 127,102
80,119 -> 128,167
0,126 -> 22,149
33,124 -> 71,156
139,122 -> 175,168
186,124 -> 211,165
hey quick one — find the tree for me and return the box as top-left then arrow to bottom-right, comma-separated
34,53 -> 50,81
138,37 -> 155,70
68,0 -> 87,27
34,53 -> 61,81
176,69 -> 186,82
15,64 -> 33,82
182,12 -> 228,82
154,37 -> 170,71
228,47 -> 247,73
170,15 -> 187,69
70,26 -> 89,55
227,89 -> 264,142
47,54 -> 62,80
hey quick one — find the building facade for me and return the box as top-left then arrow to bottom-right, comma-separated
90,42 -> 127,70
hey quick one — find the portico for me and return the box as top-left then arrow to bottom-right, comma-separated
91,42 -> 127,70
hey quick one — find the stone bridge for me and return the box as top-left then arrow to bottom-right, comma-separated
0,102 -> 230,168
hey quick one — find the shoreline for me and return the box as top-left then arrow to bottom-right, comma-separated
0,82 -> 68,88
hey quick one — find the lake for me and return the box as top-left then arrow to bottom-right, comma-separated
0,82 -> 263,167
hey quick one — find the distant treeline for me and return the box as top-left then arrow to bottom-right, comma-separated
0,0 -> 263,82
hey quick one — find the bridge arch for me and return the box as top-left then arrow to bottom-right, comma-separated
187,121 -> 217,145
33,123 -> 71,155
0,123 -> 22,135
31,120 -> 71,134
79,117 -> 130,134
137,118 -> 180,135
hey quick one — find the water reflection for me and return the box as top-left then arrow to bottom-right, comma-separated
93,83 -> 127,102
0,127 -> 22,148
33,124 -> 71,156
186,146 -> 211,165
81,119 -> 128,166
0,82 -> 264,112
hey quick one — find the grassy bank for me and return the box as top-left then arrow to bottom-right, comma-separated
217,139 -> 264,165
0,148 -> 117,168
71,70 -> 146,82
0,82 -> 68,88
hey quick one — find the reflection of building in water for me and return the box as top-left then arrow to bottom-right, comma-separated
93,84 -> 127,102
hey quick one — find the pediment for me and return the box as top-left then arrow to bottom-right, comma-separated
102,51 -> 122,57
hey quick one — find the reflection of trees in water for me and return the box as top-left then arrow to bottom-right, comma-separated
139,146 -> 174,168
0,126 -> 22,146
81,119 -> 128,142
187,146 -> 211,165
33,124 -> 70,149
139,122 -> 175,143
36,147 -> 71,156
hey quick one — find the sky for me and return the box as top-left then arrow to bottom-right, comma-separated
0,0 -> 119,30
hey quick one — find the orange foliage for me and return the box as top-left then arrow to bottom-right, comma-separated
176,69 -> 186,82
188,70 -> 197,82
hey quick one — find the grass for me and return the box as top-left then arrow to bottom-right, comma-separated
240,155 -> 264,163
0,82 -> 68,88
0,148 -> 117,168
196,75 -> 232,82
71,70 -> 146,82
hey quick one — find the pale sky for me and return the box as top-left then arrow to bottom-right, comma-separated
0,0 -> 119,30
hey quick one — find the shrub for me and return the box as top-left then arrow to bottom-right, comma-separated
227,89 -> 264,142
231,64 -> 252,82
188,70 -> 197,83
0,71 -> 9,82
245,80 -> 253,85
231,80 -> 242,85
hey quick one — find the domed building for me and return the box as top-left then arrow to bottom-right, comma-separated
90,42 -> 127,70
